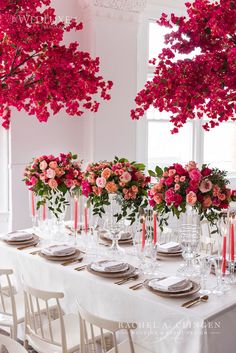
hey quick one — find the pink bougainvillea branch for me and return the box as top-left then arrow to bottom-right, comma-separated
131,0 -> 236,133
0,0 -> 113,129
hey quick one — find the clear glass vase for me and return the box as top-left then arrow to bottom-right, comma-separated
48,190 -> 69,242
104,194 -> 125,258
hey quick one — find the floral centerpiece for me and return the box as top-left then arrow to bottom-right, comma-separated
149,161 -> 236,231
82,157 -> 150,223
24,152 -> 82,218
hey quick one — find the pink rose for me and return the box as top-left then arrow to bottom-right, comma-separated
30,176 -> 38,186
186,161 -> 197,172
96,177 -> 106,188
189,169 -> 202,182
46,168 -> 56,179
201,167 -> 212,177
202,195 -> 212,208
165,189 -> 175,205
186,191 -> 197,206
199,179 -> 213,193
120,172 -> 132,183
153,193 -> 163,204
65,179 -> 73,188
180,176 -> 186,182
39,160 -> 47,171
174,184 -> 180,191
165,177 -> 174,187
48,179 -> 58,189
49,161 -> 58,170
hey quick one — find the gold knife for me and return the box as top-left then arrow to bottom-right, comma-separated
61,258 -> 83,266
17,243 -> 38,250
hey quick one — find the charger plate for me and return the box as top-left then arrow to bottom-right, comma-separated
39,249 -> 83,262
144,279 -> 200,298
87,263 -> 136,278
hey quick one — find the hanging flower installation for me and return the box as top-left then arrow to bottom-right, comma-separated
131,0 -> 236,133
0,0 -> 113,129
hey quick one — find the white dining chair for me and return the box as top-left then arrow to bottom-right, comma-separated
78,303 -> 154,353
0,334 -> 28,353
0,269 -> 26,340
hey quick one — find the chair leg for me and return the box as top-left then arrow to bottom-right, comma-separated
11,325 -> 17,340
24,339 -> 29,350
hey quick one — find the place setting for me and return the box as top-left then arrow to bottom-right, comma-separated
37,244 -> 84,265
156,241 -> 182,258
86,260 -> 137,279
1,231 -> 40,250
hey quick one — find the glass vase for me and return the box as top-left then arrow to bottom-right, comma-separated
48,189 -> 69,242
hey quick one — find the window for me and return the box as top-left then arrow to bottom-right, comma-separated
144,20 -> 236,176
0,128 -> 9,212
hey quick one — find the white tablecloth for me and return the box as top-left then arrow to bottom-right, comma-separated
0,234 -> 235,353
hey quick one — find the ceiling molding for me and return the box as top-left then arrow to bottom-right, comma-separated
92,0 -> 147,13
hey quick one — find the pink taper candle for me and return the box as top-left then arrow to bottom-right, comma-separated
84,205 -> 88,233
221,235 -> 227,274
74,196 -> 78,231
31,191 -> 36,217
142,216 -> 146,250
153,211 -> 157,245
230,219 -> 235,262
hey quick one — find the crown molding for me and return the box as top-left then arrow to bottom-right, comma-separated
79,0 -> 147,22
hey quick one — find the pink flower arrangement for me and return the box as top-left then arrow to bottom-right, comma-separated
0,0 -> 112,129
131,0 -> 236,133
149,161 -> 236,229
24,153 -> 82,216
82,157 -> 150,223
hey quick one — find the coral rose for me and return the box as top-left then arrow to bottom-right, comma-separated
202,196 -> 212,208
48,179 -> 58,189
49,161 -> 58,170
101,168 -> 111,179
154,193 -> 163,204
105,181 -> 118,193
186,191 -> 197,206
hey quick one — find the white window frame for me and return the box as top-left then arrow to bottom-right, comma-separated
137,3 -> 236,187
0,127 -> 9,231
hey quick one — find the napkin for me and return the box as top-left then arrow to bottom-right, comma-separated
149,276 -> 188,292
91,261 -> 128,273
157,241 -> 181,253
6,232 -> 33,241
119,231 -> 132,240
42,245 -> 76,256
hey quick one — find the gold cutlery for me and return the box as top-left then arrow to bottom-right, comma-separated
129,281 -> 145,290
61,258 -> 83,266
115,275 -> 138,285
182,295 -> 209,308
17,243 -> 38,250
98,242 -> 109,247
74,265 -> 87,271
30,249 -> 41,255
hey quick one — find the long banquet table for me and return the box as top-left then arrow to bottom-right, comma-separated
0,231 -> 236,353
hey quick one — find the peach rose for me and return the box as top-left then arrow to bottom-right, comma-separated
48,179 -> 58,189
186,191 -> 197,206
174,175 -> 180,183
39,160 -> 47,171
120,172 -> 131,183
46,168 -> 56,179
96,177 -> 106,188
154,193 -> 163,204
131,185 -> 138,193
218,193 -> 226,201
168,169 -> 176,177
202,195 -> 212,208
105,181 -> 118,193
101,168 -> 111,179
49,161 -> 58,170
213,185 -> 220,197
199,179 -> 213,193
55,168 -> 65,177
